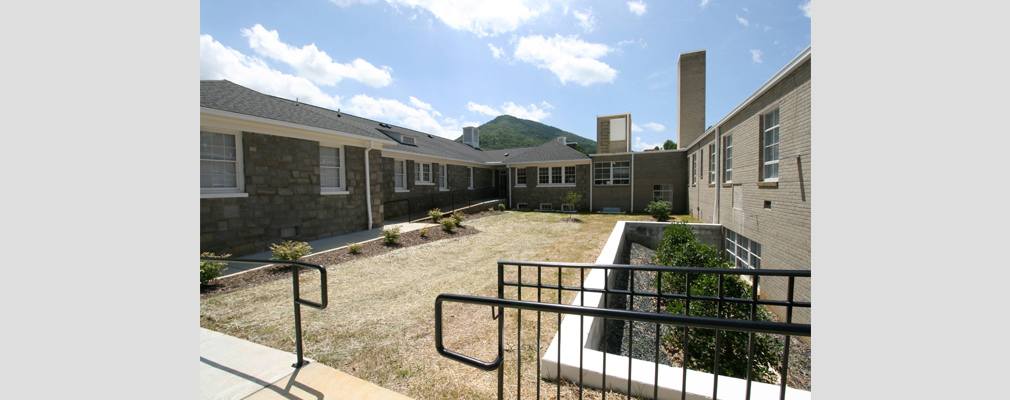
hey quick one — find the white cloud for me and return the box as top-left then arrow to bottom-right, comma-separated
643,122 -> 666,131
573,8 -> 597,33
386,0 -> 549,37
345,94 -> 466,139
633,136 -> 663,151
488,43 -> 505,59
631,123 -> 643,132
467,101 -> 499,116
514,34 -> 616,86
241,24 -> 393,88
700,0 -> 710,10
466,100 -> 551,121
735,15 -> 749,27
800,2 -> 811,18
742,7 -> 749,13
329,0 -> 379,7
627,1 -> 647,16
200,34 -> 343,110
751,49 -> 763,64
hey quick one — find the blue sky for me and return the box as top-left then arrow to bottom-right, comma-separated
200,0 -> 810,149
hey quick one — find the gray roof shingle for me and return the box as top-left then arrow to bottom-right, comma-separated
201,80 -> 590,166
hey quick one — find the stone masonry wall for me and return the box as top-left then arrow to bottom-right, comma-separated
510,165 -> 590,211
200,133 -> 376,256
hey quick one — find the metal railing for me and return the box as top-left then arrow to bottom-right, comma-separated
383,186 -> 503,222
201,257 -> 328,368
435,261 -> 811,400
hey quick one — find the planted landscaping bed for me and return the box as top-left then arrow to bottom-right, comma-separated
199,210 -> 507,299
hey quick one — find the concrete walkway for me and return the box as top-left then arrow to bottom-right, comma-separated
201,328 -> 411,400
220,218 -> 433,276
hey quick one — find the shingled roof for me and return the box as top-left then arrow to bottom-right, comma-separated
201,80 -> 590,165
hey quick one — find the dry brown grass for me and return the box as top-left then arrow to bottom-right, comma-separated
200,212 -> 678,399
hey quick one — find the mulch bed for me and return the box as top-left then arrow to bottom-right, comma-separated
199,210 -> 505,299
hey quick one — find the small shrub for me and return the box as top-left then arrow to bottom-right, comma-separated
270,240 -> 312,261
419,226 -> 429,238
645,200 -> 672,221
347,243 -> 362,254
498,203 -> 505,211
440,218 -> 456,232
451,211 -> 465,226
428,208 -> 442,222
381,226 -> 401,244
488,207 -> 495,213
200,252 -> 230,285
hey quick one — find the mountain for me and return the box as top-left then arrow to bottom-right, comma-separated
456,115 -> 598,154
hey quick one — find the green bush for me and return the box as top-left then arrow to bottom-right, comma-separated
381,227 -> 401,244
270,240 -> 312,261
653,223 -> 781,382
347,243 -> 362,254
440,218 -> 456,232
498,203 -> 506,211
200,252 -> 230,285
451,211 -> 465,226
645,200 -> 672,221
428,208 -> 442,222
419,226 -> 429,238
488,207 -> 495,213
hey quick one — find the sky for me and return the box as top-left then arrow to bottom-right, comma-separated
200,0 -> 811,150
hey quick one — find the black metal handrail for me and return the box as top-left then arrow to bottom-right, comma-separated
201,257 -> 328,368
436,260 -> 811,400
383,186 -> 502,222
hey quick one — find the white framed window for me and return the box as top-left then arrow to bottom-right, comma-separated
536,166 -> 575,186
517,203 -> 528,210
724,229 -> 761,269
723,135 -> 733,183
393,160 -> 407,191
401,136 -> 415,145
320,146 -> 346,194
594,161 -> 630,185
540,203 -> 553,211
467,167 -> 474,189
414,162 -> 432,184
709,144 -> 716,184
200,131 -> 244,196
561,204 -> 574,212
439,165 -> 448,190
762,109 -> 780,181
516,168 -> 527,185
691,154 -> 697,185
653,184 -> 672,204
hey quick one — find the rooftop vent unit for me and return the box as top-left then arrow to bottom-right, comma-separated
463,126 -> 479,148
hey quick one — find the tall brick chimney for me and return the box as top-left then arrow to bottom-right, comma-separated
677,49 -> 706,148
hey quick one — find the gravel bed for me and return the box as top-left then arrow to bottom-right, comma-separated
602,243 -> 811,391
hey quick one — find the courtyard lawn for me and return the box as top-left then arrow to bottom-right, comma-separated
201,212 -> 691,399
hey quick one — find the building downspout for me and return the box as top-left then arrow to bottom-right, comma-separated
507,165 -> 512,208
589,163 -> 593,212
713,128 -> 720,224
630,153 -> 635,213
365,140 -> 374,230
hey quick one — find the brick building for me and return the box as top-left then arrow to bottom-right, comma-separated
201,45 -> 813,316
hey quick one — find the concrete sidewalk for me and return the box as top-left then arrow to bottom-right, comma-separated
201,328 -> 411,400
220,218 -> 433,276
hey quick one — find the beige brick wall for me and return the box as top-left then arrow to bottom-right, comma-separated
685,135 -> 718,222
678,50 -> 706,148
688,59 -> 811,325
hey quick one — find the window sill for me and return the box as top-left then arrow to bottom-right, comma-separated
394,188 -> 410,193
708,183 -> 716,187
414,182 -> 435,186
439,188 -> 449,192
201,192 -> 249,199
322,190 -> 350,195
595,184 -> 630,187
722,183 -> 733,188
468,187 -> 474,190
757,181 -> 779,188
514,184 -> 526,188
539,184 -> 577,187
